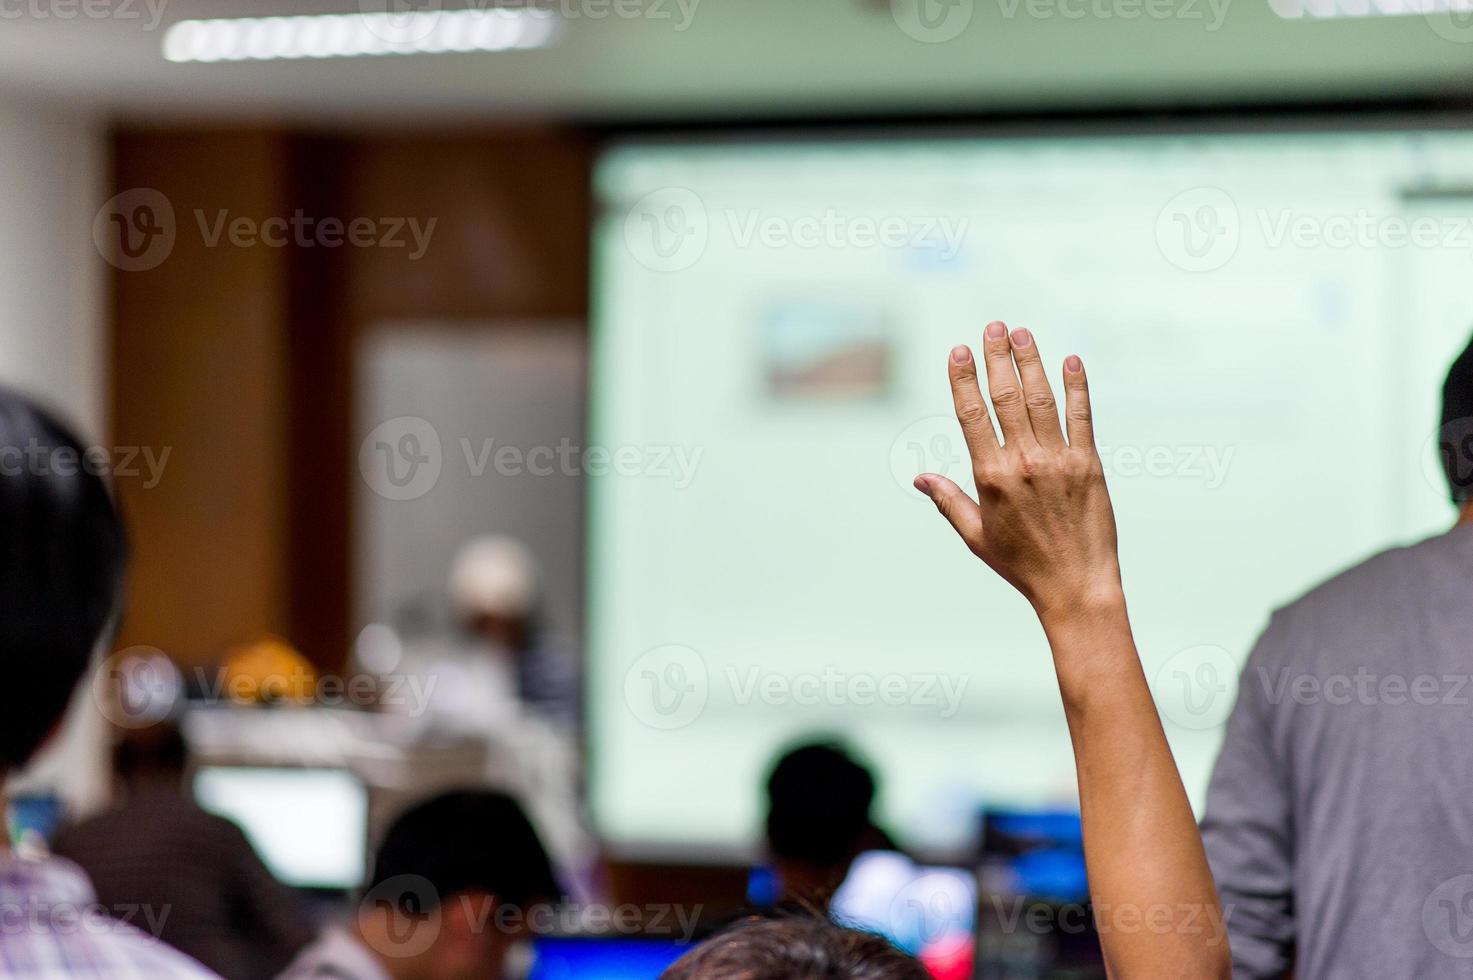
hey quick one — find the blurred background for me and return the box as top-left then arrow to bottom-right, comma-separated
3,0 -> 1473,976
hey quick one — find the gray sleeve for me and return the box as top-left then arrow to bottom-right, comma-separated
1199,612 -> 1297,980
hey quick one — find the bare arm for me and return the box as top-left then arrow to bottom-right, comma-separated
914,322 -> 1229,980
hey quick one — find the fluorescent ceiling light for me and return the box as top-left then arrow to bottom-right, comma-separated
1268,0 -> 1471,17
162,8 -> 561,63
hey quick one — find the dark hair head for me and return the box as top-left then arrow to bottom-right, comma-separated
1441,335 -> 1473,502
0,390 -> 127,771
369,789 -> 560,910
661,915 -> 929,980
113,722 -> 188,781
766,741 -> 877,869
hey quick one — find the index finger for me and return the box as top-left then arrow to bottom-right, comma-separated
948,345 -> 1000,467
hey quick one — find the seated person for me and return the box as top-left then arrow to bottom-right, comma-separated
279,789 -> 560,980
664,325 -> 1230,979
0,387 -> 216,977
437,535 -> 580,731
763,741 -> 896,908
53,723 -> 315,979
664,914 -> 929,980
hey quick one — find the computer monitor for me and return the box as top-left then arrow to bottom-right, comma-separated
528,936 -> 691,980
830,850 -> 976,980
6,794 -> 63,849
193,766 -> 368,890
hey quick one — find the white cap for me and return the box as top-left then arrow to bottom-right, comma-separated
449,535 -> 539,618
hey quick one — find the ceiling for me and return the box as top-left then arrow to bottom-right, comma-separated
3,0 -> 1472,123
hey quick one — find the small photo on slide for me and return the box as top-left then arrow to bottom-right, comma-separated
759,298 -> 894,401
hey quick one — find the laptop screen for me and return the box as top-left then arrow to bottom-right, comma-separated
193,766 -> 368,890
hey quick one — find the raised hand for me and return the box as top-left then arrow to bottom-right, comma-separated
913,320 -> 1230,980
914,321 -> 1122,621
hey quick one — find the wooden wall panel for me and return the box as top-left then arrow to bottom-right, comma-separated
107,124 -> 749,911
108,126 -> 592,671
344,129 -> 591,323
110,130 -> 292,667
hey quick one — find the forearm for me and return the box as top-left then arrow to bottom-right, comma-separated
1042,598 -> 1230,980
918,327 -> 1229,978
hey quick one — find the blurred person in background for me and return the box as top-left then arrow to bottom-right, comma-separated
430,535 -> 579,732
52,723 -> 315,979
662,914 -> 929,980
0,388 -> 217,978
215,636 -> 317,707
1200,332 -> 1473,980
763,741 -> 897,908
279,789 -> 560,980
392,535 -> 595,901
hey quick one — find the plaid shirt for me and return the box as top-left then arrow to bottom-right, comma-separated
51,790 -> 314,978
0,851 -> 218,978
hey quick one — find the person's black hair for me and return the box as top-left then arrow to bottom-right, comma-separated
765,741 -> 877,869
113,722 -> 188,781
368,789 -> 560,911
1443,336 -> 1473,504
1441,335 -> 1473,502
661,913 -> 929,980
0,389 -> 127,771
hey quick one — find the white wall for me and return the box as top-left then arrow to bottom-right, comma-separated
355,323 -> 586,643
0,96 -> 106,433
0,96 -> 110,818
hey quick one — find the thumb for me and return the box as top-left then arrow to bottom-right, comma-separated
914,473 -> 983,545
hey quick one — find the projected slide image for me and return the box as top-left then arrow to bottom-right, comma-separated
590,128 -> 1473,854
759,298 -> 893,400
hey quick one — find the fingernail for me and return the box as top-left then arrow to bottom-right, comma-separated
1010,328 -> 1033,348
950,345 -> 971,364
1065,354 -> 1083,373
913,475 -> 931,494
986,322 -> 1007,341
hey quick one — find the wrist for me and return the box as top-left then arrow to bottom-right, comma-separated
1036,590 -> 1141,714
1031,572 -> 1127,631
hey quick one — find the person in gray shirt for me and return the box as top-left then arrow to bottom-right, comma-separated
1201,335 -> 1473,979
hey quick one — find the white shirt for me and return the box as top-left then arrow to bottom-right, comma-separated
275,928 -> 391,980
